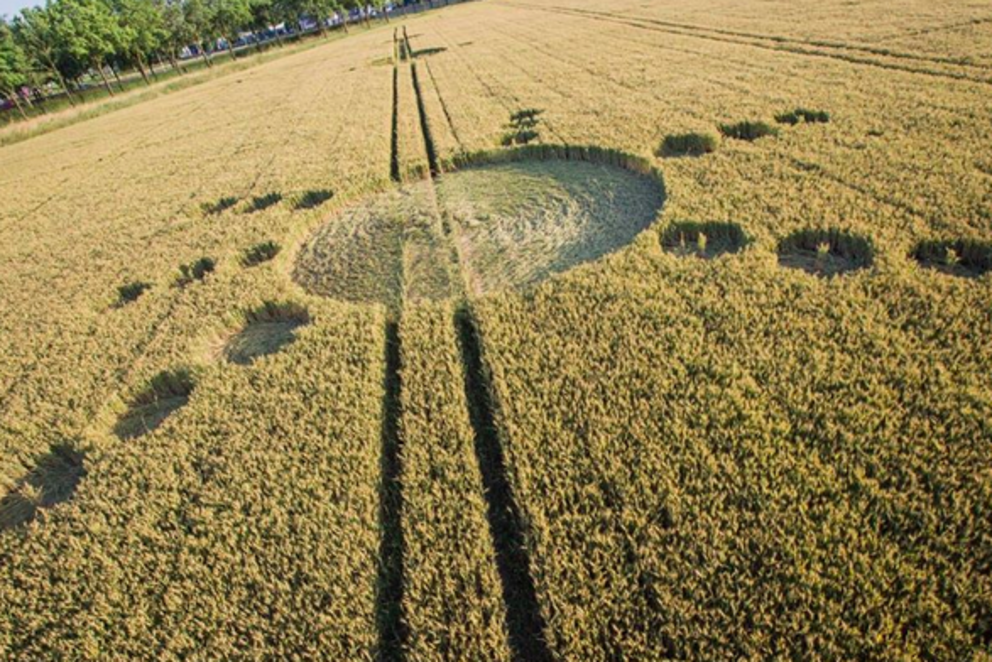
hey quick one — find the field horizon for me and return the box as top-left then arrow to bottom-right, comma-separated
1,0 -> 991,659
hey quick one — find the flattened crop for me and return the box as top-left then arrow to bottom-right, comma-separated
778,228 -> 874,277
0,444 -> 86,531
911,239 -> 992,278
293,158 -> 665,300
114,368 -> 197,440
219,302 -> 310,365
661,221 -> 748,259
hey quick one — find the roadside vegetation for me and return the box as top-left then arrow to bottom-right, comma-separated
0,0 -> 446,146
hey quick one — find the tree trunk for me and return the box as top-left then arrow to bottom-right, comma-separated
135,56 -> 151,86
169,50 -> 185,74
199,42 -> 213,67
227,35 -> 238,60
31,87 -> 47,114
111,66 -> 124,92
149,54 -> 160,80
96,63 -> 115,96
7,91 -> 29,120
45,53 -> 76,106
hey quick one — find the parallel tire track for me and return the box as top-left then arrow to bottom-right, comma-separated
402,36 -> 556,658
375,320 -> 407,662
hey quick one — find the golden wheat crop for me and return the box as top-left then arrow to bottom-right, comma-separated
1,0 -> 990,658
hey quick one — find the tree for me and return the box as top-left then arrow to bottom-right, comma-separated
267,0 -> 296,44
326,0 -> 348,34
207,0 -> 251,60
0,18 -> 31,118
57,0 -> 124,96
13,5 -> 77,105
369,0 -> 388,23
111,0 -> 164,85
156,0 -> 191,73
247,0 -> 273,49
183,0 -> 215,67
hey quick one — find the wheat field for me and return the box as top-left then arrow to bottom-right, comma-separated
1,0 -> 991,659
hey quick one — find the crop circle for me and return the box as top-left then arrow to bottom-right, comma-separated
661,221 -> 747,259
911,239 -> 991,278
220,302 -> 310,365
114,368 -> 197,440
777,229 -> 873,277
293,156 -> 665,303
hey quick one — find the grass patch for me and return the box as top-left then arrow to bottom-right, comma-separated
221,302 -> 310,365
176,257 -> 216,287
0,443 -> 86,531
294,189 -> 334,210
775,108 -> 831,125
661,221 -> 747,258
658,132 -> 719,157
510,108 -> 543,125
501,129 -> 540,146
247,192 -> 283,213
114,368 -> 196,440
117,281 -> 151,306
502,109 -> 543,146
718,120 -> 778,142
911,239 -> 992,278
202,196 -> 239,215
778,228 -> 873,277
242,241 -> 281,267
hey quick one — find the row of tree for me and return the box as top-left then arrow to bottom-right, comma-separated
0,0 -> 387,117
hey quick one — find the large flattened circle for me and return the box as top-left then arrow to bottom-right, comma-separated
293,158 -> 665,303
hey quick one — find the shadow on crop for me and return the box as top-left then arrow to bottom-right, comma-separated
661,221 -> 747,259
778,228 -> 873,277
375,320 -> 407,662
114,368 -> 196,440
221,302 -> 310,365
454,307 -> 554,662
0,443 -> 86,531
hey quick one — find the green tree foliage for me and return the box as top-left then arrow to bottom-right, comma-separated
56,0 -> 123,95
155,0 -> 191,72
110,0 -> 165,83
292,0 -> 338,36
246,0 -> 274,47
182,0 -> 215,66
206,0 -> 251,60
267,0 -> 299,42
12,5 -> 78,105
1,0 -> 399,113
0,19 -> 30,118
